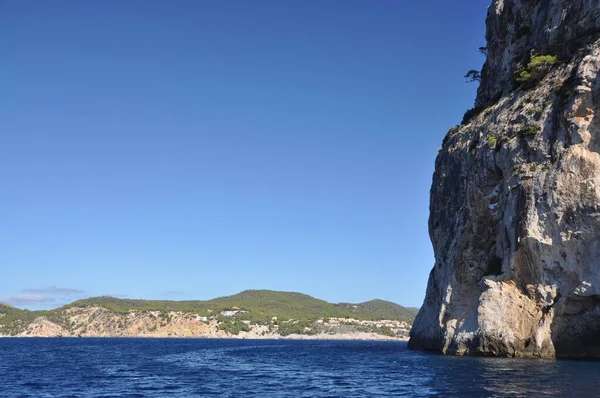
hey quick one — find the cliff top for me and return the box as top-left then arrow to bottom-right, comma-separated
477,0 -> 600,107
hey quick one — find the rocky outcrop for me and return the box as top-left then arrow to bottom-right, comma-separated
64,307 -> 217,338
409,0 -> 600,359
477,0 -> 600,108
19,317 -> 68,337
17,307 -> 219,338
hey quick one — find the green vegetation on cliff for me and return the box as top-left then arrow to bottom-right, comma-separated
0,304 -> 35,335
217,319 -> 251,335
0,304 -> 73,336
515,54 -> 559,88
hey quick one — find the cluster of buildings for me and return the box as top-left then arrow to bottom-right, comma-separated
194,307 -> 249,323
189,309 -> 411,336
319,317 -> 410,330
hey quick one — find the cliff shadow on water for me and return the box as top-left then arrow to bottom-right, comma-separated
410,0 -> 600,359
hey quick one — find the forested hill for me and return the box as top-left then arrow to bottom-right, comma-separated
65,290 -> 418,323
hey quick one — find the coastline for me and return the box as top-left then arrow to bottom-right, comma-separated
2,332 -> 408,341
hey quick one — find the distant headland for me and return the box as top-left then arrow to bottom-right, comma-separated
0,290 -> 418,340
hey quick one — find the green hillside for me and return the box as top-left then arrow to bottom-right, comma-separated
0,303 -> 42,335
66,290 -> 417,323
335,299 -> 419,324
1,290 -> 419,335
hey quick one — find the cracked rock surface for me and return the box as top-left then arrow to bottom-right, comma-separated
409,0 -> 600,359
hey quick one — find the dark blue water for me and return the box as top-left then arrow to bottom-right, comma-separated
1,338 -> 599,397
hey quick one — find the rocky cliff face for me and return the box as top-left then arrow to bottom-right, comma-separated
409,0 -> 600,359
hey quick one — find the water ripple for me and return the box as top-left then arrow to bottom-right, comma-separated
1,338 -> 599,397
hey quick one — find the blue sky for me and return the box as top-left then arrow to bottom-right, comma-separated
1,1 -> 489,309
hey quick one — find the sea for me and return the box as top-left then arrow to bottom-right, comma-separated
1,338 -> 599,397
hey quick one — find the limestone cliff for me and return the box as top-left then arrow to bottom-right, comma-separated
409,0 -> 600,359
